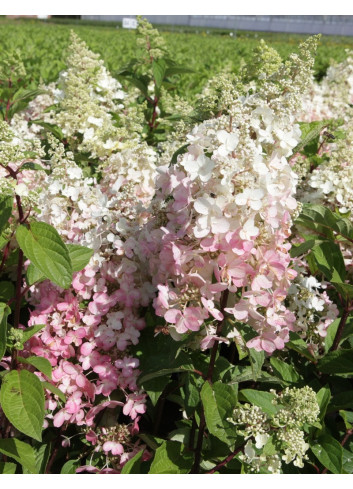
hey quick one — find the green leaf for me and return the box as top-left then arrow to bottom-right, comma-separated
239,389 -> 278,416
343,448 -> 353,473
0,462 -> 16,474
316,386 -> 331,421
170,144 -> 189,165
311,241 -> 346,282
149,441 -> 193,474
16,221 -> 72,289
201,381 -> 238,446
296,204 -> 353,242
66,244 -> 93,272
290,239 -> 319,258
181,373 -> 201,416
294,120 -> 330,154
125,76 -> 149,98
152,59 -> 166,88
339,410 -> 353,430
29,120 -> 64,140
286,331 -> 316,361
42,381 -> 66,403
0,369 -> 45,441
317,349 -> 353,374
22,324 -> 45,343
0,195 -> 13,234
20,162 -> 49,173
0,234 -> 8,250
139,366 -> 194,384
33,443 -> 51,474
0,302 -> 10,360
311,433 -> 343,474
26,263 -> 46,286
331,282 -> 353,301
0,438 -> 37,473
328,390 -> 353,413
0,281 -> 14,303
249,348 -> 265,381
17,356 -> 52,379
142,376 -> 169,406
165,66 -> 194,77
121,450 -> 144,474
324,318 -> 340,352
60,459 -> 79,474
270,357 -> 300,383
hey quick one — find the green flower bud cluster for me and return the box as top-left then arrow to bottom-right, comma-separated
7,327 -> 25,351
230,386 -> 320,473
136,17 -> 167,61
0,121 -> 24,167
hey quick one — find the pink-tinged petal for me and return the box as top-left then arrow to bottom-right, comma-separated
53,409 -> 66,428
80,342 -> 94,356
252,274 -> 273,291
111,443 -> 124,456
62,362 -> 78,375
164,308 -> 181,324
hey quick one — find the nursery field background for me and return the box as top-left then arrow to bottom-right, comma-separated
2,18 -> 353,98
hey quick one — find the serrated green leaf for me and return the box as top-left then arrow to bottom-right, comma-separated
0,369 -> 45,441
149,441 -> 193,474
286,331 -> 316,361
0,195 -> 13,234
239,389 -> 278,416
152,59 -> 166,88
294,120 -> 330,154
60,459 -> 79,474
29,120 -> 63,140
22,324 -> 45,343
0,281 -> 14,303
270,357 -> 300,383
290,239 -> 319,258
42,381 -> 66,403
165,66 -> 194,77
339,411 -> 353,430
16,221 -> 72,289
324,318 -> 340,352
332,282 -> 353,301
66,244 -> 93,272
317,349 -> 353,374
249,348 -> 265,381
20,162 -> 48,173
201,381 -> 238,446
121,450 -> 143,474
0,234 -> 8,250
316,386 -> 331,422
311,241 -> 346,282
17,356 -> 52,379
328,390 -> 353,413
170,144 -> 189,165
0,438 -> 37,473
142,376 -> 170,406
125,76 -> 149,98
0,302 -> 10,360
343,448 -> 353,473
311,433 -> 343,474
0,462 -> 17,474
26,263 -> 46,286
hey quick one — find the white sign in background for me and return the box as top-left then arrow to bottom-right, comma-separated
122,17 -> 138,29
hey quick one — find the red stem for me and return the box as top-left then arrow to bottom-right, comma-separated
207,444 -> 245,474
